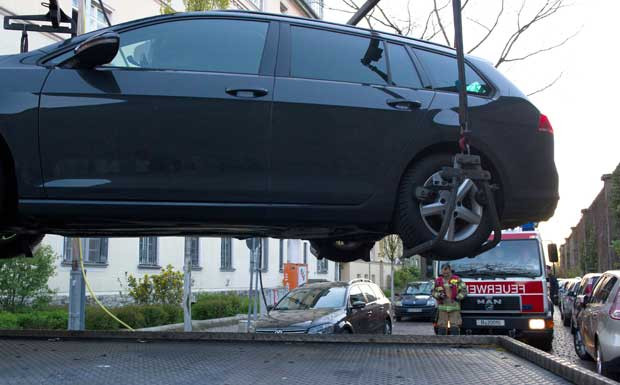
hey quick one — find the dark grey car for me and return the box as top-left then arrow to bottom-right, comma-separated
255,279 -> 392,334
0,11 -> 558,262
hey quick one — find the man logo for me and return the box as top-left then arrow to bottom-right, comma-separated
476,297 -> 502,311
274,329 -> 283,334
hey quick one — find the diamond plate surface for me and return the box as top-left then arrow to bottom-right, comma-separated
0,339 -> 570,385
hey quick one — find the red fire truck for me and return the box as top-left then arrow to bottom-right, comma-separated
434,231 -> 554,350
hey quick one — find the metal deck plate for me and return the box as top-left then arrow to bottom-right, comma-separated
0,339 -> 569,385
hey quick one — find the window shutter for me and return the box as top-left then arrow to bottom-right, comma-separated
100,238 -> 109,264
64,237 -> 73,262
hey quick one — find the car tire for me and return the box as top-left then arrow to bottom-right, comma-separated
573,329 -> 592,361
596,341 -> 611,377
0,233 -> 44,259
395,153 -> 493,260
309,240 -> 374,263
562,312 -> 571,327
383,319 -> 392,335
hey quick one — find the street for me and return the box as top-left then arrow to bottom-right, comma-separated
391,306 -> 597,374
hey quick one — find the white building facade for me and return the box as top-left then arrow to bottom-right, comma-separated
1,0 -> 328,298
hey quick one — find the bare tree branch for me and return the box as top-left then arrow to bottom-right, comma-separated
496,0 -> 567,67
467,0 -> 504,54
527,71 -> 563,96
433,0 -> 451,46
502,30 -> 578,63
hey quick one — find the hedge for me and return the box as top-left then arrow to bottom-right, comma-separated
192,293 -> 249,320
0,293 -> 249,330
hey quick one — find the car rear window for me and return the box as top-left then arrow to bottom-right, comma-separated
291,26 -> 388,85
413,48 -> 491,96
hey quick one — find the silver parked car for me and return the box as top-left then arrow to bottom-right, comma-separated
573,271 -> 620,378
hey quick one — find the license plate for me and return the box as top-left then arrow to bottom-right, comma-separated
407,308 -> 423,313
476,319 -> 505,327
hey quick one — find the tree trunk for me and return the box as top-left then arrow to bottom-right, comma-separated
390,259 -> 395,305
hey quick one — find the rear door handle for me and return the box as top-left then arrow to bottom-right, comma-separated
225,88 -> 269,98
386,98 -> 421,111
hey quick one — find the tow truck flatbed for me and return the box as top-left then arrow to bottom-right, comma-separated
0,331 -> 615,385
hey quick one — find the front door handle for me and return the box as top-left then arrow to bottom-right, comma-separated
225,88 -> 269,98
386,98 -> 421,111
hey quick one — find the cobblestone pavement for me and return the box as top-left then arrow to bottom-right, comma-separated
550,305 -> 596,372
0,339 -> 570,385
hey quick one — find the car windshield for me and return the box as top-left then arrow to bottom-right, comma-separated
447,239 -> 542,278
274,287 -> 346,310
405,282 -> 432,295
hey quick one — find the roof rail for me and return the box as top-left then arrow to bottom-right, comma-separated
348,278 -> 373,285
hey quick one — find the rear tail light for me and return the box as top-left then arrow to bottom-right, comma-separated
538,114 -> 554,134
610,289 -> 620,320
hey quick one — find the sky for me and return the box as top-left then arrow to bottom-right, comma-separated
323,0 -> 620,247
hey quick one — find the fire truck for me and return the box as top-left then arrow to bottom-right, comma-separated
434,230 -> 554,350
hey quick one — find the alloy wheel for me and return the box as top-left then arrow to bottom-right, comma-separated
419,172 -> 483,242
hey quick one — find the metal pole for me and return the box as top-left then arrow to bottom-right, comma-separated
253,240 -> 260,324
246,240 -> 255,333
346,0 -> 381,26
452,0 -> 470,150
183,246 -> 192,332
68,238 -> 85,330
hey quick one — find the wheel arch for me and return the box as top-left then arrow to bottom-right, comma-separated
390,141 -> 506,232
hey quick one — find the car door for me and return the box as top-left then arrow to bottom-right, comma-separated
270,25 -> 434,206
39,17 -> 276,203
360,284 -> 381,333
348,285 -> 371,333
591,276 -> 618,352
583,276 -> 608,352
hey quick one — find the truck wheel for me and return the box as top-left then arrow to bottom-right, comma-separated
0,233 -> 44,259
310,240 -> 374,263
396,154 -> 492,260
530,336 -> 553,352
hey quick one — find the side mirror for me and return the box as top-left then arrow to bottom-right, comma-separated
267,305 -> 274,312
547,243 -> 559,263
582,296 -> 590,307
62,32 -> 120,69
351,301 -> 366,309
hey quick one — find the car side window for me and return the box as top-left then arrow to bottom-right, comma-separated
597,277 -> 617,304
349,285 -> 366,304
291,26 -> 388,85
386,43 -> 422,89
591,276 -> 608,303
413,48 -> 491,96
106,19 -> 269,74
361,284 -> 377,303
370,284 -> 384,300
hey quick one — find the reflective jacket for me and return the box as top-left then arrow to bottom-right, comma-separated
432,275 -> 467,312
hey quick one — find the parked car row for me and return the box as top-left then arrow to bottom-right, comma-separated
560,271 -> 620,379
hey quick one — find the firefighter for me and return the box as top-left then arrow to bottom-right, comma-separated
432,263 -> 467,335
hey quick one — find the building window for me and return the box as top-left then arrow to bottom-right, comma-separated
64,237 -> 108,265
303,243 -> 308,265
72,0 -> 110,31
305,0 -> 324,18
357,274 -> 361,278
220,237 -> 233,271
279,239 -> 284,272
364,274 -> 369,279
247,0 -> 262,9
139,237 -> 158,267
371,274 -> 376,283
185,237 -> 200,268
317,258 -> 328,274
